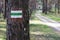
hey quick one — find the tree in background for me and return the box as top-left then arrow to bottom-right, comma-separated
29,0 -> 36,17
42,0 -> 47,14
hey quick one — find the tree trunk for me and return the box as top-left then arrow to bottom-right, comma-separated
58,0 -> 60,14
42,0 -> 47,14
6,0 -> 30,40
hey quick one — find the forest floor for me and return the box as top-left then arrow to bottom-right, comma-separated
41,12 -> 60,22
35,13 -> 60,31
30,11 -> 60,40
0,21 -> 6,40
0,11 -> 60,40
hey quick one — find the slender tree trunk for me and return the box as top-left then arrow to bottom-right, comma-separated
42,0 -> 47,14
58,0 -> 60,14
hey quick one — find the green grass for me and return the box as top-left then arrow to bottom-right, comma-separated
0,13 -> 6,40
30,24 -> 53,33
0,23 -> 6,40
30,24 -> 60,40
30,11 -> 54,32
41,8 -> 60,22
30,11 -> 60,40
0,11 -> 60,40
42,13 -> 60,22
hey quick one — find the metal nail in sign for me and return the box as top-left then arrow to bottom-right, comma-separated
11,10 -> 22,18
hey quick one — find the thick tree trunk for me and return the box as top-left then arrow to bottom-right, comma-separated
6,0 -> 30,40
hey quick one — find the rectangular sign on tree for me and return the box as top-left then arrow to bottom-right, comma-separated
11,10 -> 22,18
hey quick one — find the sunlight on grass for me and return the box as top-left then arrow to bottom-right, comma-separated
0,22 -> 6,40
42,13 -> 60,22
0,39 -> 4,40
30,24 -> 60,40
0,28 -> 6,31
30,20 -> 42,24
30,11 -> 60,40
0,22 -> 6,25
30,24 -> 53,33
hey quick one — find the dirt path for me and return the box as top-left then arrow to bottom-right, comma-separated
35,12 -> 60,31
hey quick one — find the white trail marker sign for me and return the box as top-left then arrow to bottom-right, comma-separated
11,10 -> 22,18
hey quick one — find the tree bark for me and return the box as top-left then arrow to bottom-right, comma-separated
6,0 -> 30,40
22,0 -> 30,40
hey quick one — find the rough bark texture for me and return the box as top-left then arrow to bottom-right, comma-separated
22,0 -> 30,40
5,0 -> 30,40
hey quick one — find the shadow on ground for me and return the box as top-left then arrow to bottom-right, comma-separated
31,34 -> 60,40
